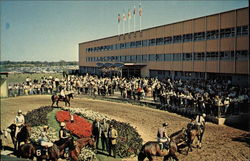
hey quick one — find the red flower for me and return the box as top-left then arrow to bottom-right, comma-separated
56,111 -> 92,138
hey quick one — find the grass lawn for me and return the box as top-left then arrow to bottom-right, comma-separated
6,73 -> 63,84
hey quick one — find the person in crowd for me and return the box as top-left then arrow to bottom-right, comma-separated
14,110 -> 25,137
108,124 -> 118,158
92,118 -> 101,149
157,123 -> 170,150
100,119 -> 109,152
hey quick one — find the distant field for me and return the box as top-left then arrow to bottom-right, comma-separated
6,73 -> 63,84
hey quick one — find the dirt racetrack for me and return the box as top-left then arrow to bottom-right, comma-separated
1,95 -> 250,161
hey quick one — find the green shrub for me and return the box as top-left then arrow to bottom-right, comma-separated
25,106 -> 54,126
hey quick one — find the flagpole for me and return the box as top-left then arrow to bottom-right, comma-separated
133,4 -> 136,33
139,1 -> 142,32
123,13 -> 125,35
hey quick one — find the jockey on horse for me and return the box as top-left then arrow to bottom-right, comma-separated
37,125 -> 54,157
58,122 -> 71,158
14,110 -> 25,138
157,123 -> 171,150
60,88 -> 66,100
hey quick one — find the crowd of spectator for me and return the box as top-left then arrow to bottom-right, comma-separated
8,74 -> 249,118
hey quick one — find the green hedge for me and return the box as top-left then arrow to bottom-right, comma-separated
25,106 -> 54,126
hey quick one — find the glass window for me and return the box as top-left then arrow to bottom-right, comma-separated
121,56 -> 125,62
194,32 -> 205,41
156,38 -> 164,45
194,52 -> 204,60
173,35 -> 182,43
242,26 -> 249,35
236,27 -> 242,36
142,40 -> 148,47
236,50 -> 248,60
183,34 -> 193,42
157,54 -> 165,61
130,41 -> 136,48
120,43 -> 125,49
183,53 -> 192,61
142,55 -> 148,62
206,52 -> 218,61
220,51 -> 232,60
173,53 -> 181,61
164,54 -> 172,61
149,39 -> 156,46
164,37 -> 172,44
136,41 -> 142,47
125,56 -> 130,62
149,54 -> 156,61
125,42 -> 130,48
131,55 -> 137,62
206,30 -> 219,40
137,55 -> 142,62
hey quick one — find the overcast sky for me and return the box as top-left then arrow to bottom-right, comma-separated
1,0 -> 248,62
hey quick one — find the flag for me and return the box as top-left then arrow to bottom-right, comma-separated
133,7 -> 136,15
139,4 -> 142,16
128,9 -> 131,19
118,14 -> 121,23
123,13 -> 126,21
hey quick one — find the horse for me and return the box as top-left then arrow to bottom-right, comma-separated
51,93 -> 74,107
170,128 -> 188,149
7,124 -> 31,152
19,138 -> 75,161
186,124 -> 205,154
54,137 -> 76,158
138,141 -> 178,161
69,137 -> 96,161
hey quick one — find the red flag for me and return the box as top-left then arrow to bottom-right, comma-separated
139,4 -> 142,16
123,13 -> 126,21
118,14 -> 121,23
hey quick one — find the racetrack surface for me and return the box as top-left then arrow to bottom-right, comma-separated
1,95 -> 249,161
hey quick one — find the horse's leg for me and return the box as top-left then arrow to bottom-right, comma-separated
138,152 -> 146,161
56,101 -> 59,107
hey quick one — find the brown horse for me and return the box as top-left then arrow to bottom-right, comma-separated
69,137 -> 96,161
186,124 -> 205,154
138,141 -> 178,161
170,128 -> 188,149
51,93 -> 74,107
7,124 -> 31,152
19,138 -> 75,161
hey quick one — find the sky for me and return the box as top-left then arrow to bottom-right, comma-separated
0,0 -> 248,62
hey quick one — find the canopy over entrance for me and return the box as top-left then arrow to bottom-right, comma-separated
96,63 -> 146,77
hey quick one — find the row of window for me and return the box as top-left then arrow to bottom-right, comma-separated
86,25 -> 249,53
86,50 -> 248,63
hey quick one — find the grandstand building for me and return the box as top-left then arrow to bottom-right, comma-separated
79,7 -> 249,86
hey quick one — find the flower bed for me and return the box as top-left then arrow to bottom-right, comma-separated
30,126 -> 58,143
25,106 -> 54,126
60,107 -> 143,158
56,111 -> 92,138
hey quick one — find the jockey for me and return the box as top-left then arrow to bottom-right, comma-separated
60,88 -> 66,99
195,113 -> 206,127
157,123 -> 170,150
14,110 -> 25,137
195,113 -> 206,133
38,125 -> 53,156
59,122 -> 70,140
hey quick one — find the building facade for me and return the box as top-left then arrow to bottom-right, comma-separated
79,7 -> 249,86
